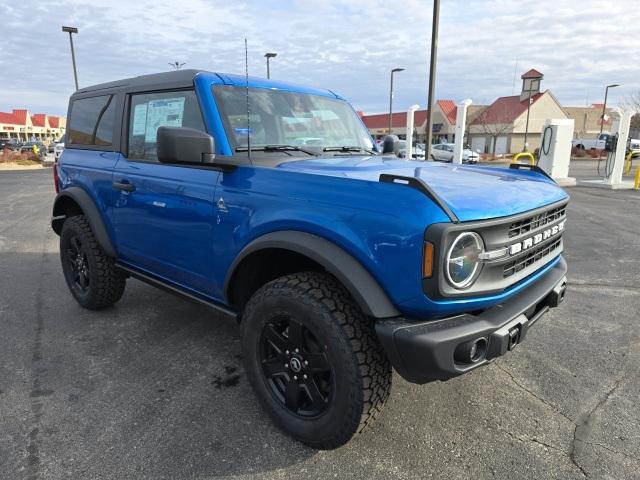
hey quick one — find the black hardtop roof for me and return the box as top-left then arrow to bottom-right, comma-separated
73,69 -> 204,96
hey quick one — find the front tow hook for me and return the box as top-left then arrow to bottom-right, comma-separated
507,326 -> 521,351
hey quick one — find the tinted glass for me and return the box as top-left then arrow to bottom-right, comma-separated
68,95 -> 115,146
213,86 -> 373,152
128,90 -> 205,162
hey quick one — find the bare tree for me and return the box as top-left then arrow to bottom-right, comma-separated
474,105 -> 520,159
622,91 -> 640,130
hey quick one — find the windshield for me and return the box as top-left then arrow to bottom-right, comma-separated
213,86 -> 373,154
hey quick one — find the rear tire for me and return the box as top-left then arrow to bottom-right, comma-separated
241,272 -> 392,449
60,215 -> 126,310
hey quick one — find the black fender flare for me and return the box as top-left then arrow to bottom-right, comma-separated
224,231 -> 400,318
51,187 -> 117,258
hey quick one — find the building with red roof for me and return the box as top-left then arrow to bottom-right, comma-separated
563,104 -> 615,139
362,68 -> 616,155
0,108 -> 66,143
360,100 -> 486,143
468,69 -> 568,155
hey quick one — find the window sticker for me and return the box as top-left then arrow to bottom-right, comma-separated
144,97 -> 186,142
233,127 -> 253,137
132,104 -> 147,135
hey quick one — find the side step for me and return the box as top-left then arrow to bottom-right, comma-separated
116,263 -> 238,319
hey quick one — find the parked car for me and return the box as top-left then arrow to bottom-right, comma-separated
397,140 -> 425,159
431,143 -> 480,163
54,140 -> 65,160
48,140 -> 60,153
572,132 -> 611,150
52,69 -> 569,449
20,141 -> 47,156
0,138 -> 20,151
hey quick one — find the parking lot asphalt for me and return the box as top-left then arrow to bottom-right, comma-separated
1,162 -> 638,480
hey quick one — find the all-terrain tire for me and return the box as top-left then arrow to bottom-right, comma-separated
60,215 -> 126,310
241,272 -> 392,449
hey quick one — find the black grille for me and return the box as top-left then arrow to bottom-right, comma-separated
508,206 -> 566,238
503,238 -> 562,278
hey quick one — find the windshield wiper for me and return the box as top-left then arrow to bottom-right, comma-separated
323,146 -> 376,155
236,145 -> 318,156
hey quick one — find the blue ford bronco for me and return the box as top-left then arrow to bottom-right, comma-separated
52,69 -> 568,449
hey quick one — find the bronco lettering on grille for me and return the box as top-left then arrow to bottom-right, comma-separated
508,220 -> 565,255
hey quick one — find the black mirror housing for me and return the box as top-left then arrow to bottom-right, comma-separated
157,126 -> 215,164
382,135 -> 400,155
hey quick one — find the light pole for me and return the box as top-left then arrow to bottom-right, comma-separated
264,53 -> 277,79
169,62 -> 186,70
523,88 -> 533,151
599,84 -> 620,135
424,0 -> 440,161
388,67 -> 404,134
62,26 -> 79,91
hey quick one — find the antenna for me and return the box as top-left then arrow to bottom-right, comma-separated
511,57 -> 518,95
244,38 -> 252,165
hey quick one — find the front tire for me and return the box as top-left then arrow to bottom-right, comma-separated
60,215 -> 126,310
241,272 -> 391,449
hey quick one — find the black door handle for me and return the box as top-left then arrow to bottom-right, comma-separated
112,181 -> 135,192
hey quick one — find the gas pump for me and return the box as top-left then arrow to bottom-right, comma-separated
536,119 -> 576,186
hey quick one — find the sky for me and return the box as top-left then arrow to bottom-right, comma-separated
1,0 -> 638,117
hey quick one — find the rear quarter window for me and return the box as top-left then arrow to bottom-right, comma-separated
67,95 -> 115,147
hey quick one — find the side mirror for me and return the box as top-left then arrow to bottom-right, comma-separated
157,126 -> 215,164
382,135 -> 400,155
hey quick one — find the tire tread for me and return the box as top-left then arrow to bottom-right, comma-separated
61,215 -> 126,309
244,271 -> 391,449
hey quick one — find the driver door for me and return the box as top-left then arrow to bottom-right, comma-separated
112,89 -> 221,296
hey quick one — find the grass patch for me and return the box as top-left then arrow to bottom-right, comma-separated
15,159 -> 40,166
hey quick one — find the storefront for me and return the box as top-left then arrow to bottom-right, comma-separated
0,109 -> 66,143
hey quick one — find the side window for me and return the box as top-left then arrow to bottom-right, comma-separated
127,90 -> 205,162
68,95 -> 115,146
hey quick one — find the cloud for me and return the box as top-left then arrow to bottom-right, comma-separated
1,0 -> 638,116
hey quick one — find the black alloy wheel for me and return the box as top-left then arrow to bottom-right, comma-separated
59,215 -> 126,309
65,234 -> 90,293
260,315 -> 333,418
241,272 -> 392,449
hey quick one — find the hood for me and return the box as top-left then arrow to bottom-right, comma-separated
277,156 -> 568,222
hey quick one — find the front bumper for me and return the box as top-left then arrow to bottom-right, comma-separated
375,256 -> 567,384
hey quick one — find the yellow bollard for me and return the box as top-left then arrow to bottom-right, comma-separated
634,165 -> 640,190
625,151 -> 637,176
512,152 -> 535,165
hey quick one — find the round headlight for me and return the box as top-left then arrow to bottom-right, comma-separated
446,232 -> 484,289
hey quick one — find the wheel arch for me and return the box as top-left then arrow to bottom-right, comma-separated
52,187 -> 117,258
224,231 -> 400,319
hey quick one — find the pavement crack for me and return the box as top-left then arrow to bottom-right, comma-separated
574,439 -> 640,464
569,373 -> 627,478
496,363 -> 592,477
503,430 -> 569,457
495,362 -> 575,425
